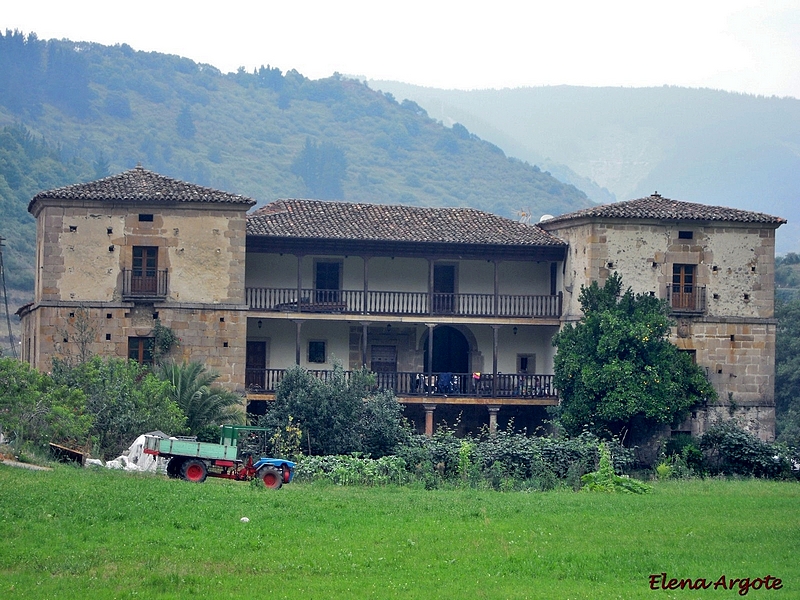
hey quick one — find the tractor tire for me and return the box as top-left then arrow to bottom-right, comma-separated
166,457 -> 183,478
181,459 -> 208,483
258,466 -> 283,489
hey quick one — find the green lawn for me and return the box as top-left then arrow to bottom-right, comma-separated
0,464 -> 797,599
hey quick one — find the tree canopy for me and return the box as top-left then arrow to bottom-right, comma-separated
552,273 -> 716,442
775,298 -> 800,446
261,364 -> 408,457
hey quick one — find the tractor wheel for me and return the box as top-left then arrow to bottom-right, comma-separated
181,459 -> 208,483
258,466 -> 282,489
166,457 -> 183,478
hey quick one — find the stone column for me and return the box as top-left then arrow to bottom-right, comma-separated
424,404 -> 437,437
360,321 -> 371,367
487,405 -> 501,435
294,320 -> 303,365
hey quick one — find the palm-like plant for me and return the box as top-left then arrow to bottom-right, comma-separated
157,361 -> 244,435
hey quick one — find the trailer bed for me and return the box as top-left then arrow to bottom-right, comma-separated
143,435 -> 239,461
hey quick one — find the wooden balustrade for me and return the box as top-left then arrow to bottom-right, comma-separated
246,287 -> 562,318
246,368 -> 557,399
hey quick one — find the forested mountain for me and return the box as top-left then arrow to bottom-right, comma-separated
0,31 -> 592,304
370,81 -> 800,253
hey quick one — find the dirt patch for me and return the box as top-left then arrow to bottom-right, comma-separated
1,459 -> 52,471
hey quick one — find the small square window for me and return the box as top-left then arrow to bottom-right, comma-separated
105,333 -> 112,341
678,231 -> 693,239
308,341 -> 326,364
138,214 -> 154,222
106,313 -> 112,319
69,225 -> 77,232
223,341 -> 229,348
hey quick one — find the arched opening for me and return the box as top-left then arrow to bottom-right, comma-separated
423,325 -> 469,373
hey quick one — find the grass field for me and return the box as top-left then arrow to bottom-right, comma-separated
0,464 -> 797,599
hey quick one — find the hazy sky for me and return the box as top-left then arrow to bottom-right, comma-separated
4,0 -> 799,98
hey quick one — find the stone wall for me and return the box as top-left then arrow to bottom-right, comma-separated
26,303 -> 248,393
33,201 -> 248,305
547,217 -> 779,441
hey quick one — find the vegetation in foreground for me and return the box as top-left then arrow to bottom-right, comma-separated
0,466 -> 797,600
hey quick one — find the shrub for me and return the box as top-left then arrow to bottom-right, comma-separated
0,357 -> 91,450
51,356 -> 185,459
582,443 -> 652,494
699,421 -> 789,478
260,365 -> 409,457
294,454 -> 410,486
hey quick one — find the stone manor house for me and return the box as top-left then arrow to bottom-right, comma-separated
17,167 -> 785,439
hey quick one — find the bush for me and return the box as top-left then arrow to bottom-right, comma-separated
582,443 -> 652,494
259,365 -> 409,457
699,422 -> 790,478
0,357 -> 91,451
395,424 -> 637,490
51,356 -> 186,459
294,454 -> 410,486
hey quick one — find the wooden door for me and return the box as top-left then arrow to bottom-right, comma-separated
433,264 -> 456,314
672,264 -> 695,310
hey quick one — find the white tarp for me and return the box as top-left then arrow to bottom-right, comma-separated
93,432 -> 168,473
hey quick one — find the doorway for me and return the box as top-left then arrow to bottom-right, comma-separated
423,325 -> 469,373
433,264 -> 456,314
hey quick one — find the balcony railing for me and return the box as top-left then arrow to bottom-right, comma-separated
245,368 -> 557,400
246,287 -> 562,318
122,269 -> 169,300
666,285 -> 706,314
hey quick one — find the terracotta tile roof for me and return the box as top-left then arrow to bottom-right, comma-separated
29,166 -> 255,211
540,193 -> 786,226
247,199 -> 565,246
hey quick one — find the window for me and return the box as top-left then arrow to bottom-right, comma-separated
138,214 -> 154,222
433,264 -> 457,314
128,337 -> 153,365
132,246 -> 158,294
678,230 -> 693,239
671,264 -> 696,310
314,260 -> 341,304
308,340 -> 326,363
517,354 -> 536,374
371,345 -> 397,373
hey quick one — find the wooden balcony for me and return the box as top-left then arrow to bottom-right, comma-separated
666,285 -> 706,314
245,368 -> 558,404
246,287 -> 562,319
122,269 -> 168,300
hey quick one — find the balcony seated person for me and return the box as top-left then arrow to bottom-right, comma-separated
436,372 -> 455,395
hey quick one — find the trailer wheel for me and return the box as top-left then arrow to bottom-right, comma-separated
258,466 -> 282,489
166,457 -> 183,478
181,459 -> 208,483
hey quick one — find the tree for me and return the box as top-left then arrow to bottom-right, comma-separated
55,305 -> 96,365
50,356 -> 185,459
176,105 -> 196,139
261,364 -> 408,457
156,361 -> 244,437
290,138 -> 347,199
552,273 -> 715,441
775,298 -> 800,446
0,357 -> 90,449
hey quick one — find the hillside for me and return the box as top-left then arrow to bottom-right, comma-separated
0,32 -> 592,308
369,81 -> 800,253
